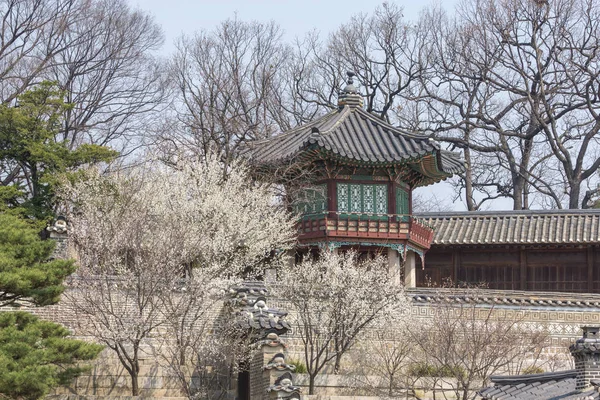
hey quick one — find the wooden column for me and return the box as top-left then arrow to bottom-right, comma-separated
327,180 -> 336,218
520,248 -> 527,291
404,251 -> 417,288
588,247 -> 594,292
389,182 -> 396,214
452,249 -> 460,285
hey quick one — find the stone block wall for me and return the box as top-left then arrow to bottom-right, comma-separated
570,326 -> 600,391
249,347 -> 267,399
6,286 -> 600,397
572,353 -> 600,391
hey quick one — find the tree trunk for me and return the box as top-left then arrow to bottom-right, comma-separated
569,180 -> 581,209
131,371 -> 139,396
309,373 -> 316,395
334,353 -> 342,374
131,348 -> 140,396
513,175 -> 524,210
463,148 -> 476,211
518,137 -> 534,210
180,346 -> 186,366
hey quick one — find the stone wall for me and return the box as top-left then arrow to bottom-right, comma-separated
8,284 -> 600,398
2,288 -> 209,398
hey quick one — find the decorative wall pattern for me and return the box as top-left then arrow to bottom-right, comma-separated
363,185 -> 374,213
293,184 -> 327,215
337,183 -> 389,215
350,184 -> 362,212
376,185 -> 387,214
337,183 -> 348,212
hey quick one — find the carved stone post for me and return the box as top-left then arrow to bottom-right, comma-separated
570,326 -> 600,391
228,282 -> 301,400
46,216 -> 69,259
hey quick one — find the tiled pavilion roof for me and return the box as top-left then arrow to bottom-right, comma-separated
417,210 -> 600,246
244,106 -> 463,170
242,72 -> 464,187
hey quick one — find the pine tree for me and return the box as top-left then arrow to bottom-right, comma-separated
0,213 -> 75,307
0,82 -> 109,399
0,213 -> 103,399
0,81 -> 118,220
0,311 -> 103,400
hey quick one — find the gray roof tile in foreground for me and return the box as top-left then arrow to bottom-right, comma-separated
480,370 -> 599,400
479,370 -> 600,400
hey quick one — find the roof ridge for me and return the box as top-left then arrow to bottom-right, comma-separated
249,109 -> 340,145
417,209 -> 600,217
489,370 -> 577,385
318,106 -> 351,134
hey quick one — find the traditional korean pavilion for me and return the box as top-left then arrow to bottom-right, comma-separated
243,72 -> 464,286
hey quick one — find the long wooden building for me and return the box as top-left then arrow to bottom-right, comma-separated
416,210 -> 600,293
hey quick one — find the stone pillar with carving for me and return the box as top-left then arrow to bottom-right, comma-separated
228,281 -> 300,400
570,326 -> 600,391
46,216 -> 69,259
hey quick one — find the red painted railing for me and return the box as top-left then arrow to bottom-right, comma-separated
296,212 -> 435,249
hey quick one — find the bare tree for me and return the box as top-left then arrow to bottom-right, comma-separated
0,0 -> 166,155
157,271 -> 240,400
0,0 -> 81,103
163,18 -> 292,168
408,288 -> 551,400
48,0 -> 167,154
414,0 -> 600,209
60,156 -> 296,395
277,251 -> 407,395
290,3 -> 427,123
349,319 -> 424,400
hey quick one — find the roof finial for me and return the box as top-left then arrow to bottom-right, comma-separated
338,70 -> 363,109
346,71 -> 355,85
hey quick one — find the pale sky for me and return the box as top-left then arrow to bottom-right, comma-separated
126,0 -> 515,211
130,0 -> 458,53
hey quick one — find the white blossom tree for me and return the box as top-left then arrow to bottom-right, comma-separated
277,250 -> 408,395
157,271 -> 236,400
59,155 -> 296,396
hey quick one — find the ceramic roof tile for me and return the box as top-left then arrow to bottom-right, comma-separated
242,106 -> 464,179
480,370 -> 600,400
408,287 -> 600,310
416,210 -> 600,246
228,281 -> 291,336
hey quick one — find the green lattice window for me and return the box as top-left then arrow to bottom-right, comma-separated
337,183 -> 387,215
293,185 -> 327,216
396,188 -> 410,221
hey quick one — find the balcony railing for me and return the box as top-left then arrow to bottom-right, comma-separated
297,212 -> 435,249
